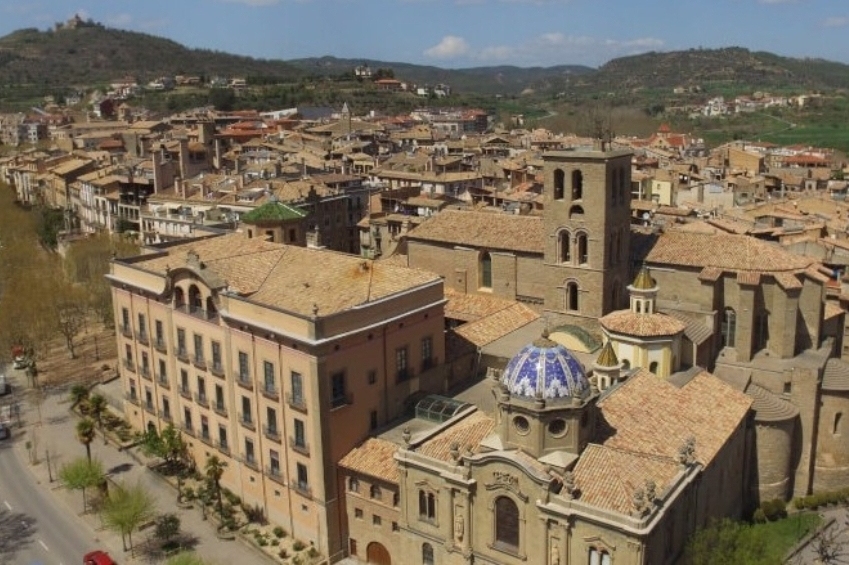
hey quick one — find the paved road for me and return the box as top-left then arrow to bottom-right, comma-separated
0,439 -> 106,565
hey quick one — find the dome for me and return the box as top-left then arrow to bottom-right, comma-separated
501,333 -> 590,400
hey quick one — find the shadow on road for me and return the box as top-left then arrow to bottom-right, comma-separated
107,462 -> 133,475
0,509 -> 37,559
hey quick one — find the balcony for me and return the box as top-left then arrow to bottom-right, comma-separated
293,481 -> 312,499
176,305 -> 219,322
144,402 -> 156,415
162,411 -> 173,423
125,392 -> 139,406
194,392 -> 209,408
286,393 -> 308,413
121,325 -> 133,339
199,430 -> 213,446
289,436 -> 310,456
236,375 -> 254,391
176,347 -> 189,363
153,338 -> 167,353
192,355 -> 207,371
179,385 -> 192,400
263,425 -> 281,443
215,440 -> 230,455
239,414 -> 255,431
213,402 -> 228,417
181,423 -> 195,437
261,385 -> 279,402
242,454 -> 259,471
266,466 -> 285,485
210,362 -> 225,378
140,365 -> 151,380
123,359 -> 136,373
330,392 -> 354,410
157,374 -> 170,389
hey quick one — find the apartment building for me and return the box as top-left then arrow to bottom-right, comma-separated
108,232 -> 447,561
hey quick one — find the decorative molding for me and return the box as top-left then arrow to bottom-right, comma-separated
484,471 -> 529,502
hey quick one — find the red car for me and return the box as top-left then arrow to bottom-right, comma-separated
83,550 -> 116,565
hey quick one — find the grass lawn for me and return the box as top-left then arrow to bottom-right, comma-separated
744,512 -> 821,563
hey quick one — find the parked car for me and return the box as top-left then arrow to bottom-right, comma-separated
84,550 -> 116,565
0,374 -> 8,396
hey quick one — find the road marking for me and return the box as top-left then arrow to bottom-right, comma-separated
3,500 -> 10,510
38,539 -> 49,551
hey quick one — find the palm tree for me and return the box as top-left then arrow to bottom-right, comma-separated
204,455 -> 226,524
88,394 -> 108,444
70,383 -> 89,407
76,417 -> 96,462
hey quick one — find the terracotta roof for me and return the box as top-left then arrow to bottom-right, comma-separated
338,438 -> 399,484
128,233 -> 441,316
599,311 -> 686,338
407,210 -> 544,254
597,370 -> 751,468
774,272 -> 803,291
646,231 -> 814,273
698,267 -> 723,282
444,288 -> 520,322
824,302 -> 844,321
573,445 -> 681,515
417,411 -> 495,462
737,271 -> 761,286
454,302 -> 540,347
666,311 -> 713,345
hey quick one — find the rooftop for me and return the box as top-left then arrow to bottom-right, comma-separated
406,209 -> 544,254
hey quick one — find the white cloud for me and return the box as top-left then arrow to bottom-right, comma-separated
424,36 -> 471,59
823,16 -> 849,27
474,33 -> 664,66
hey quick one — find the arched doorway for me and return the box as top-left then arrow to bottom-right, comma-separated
367,541 -> 391,565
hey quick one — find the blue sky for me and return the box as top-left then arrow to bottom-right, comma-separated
2,0 -> 849,68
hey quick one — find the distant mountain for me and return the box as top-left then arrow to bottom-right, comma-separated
286,56 -> 594,95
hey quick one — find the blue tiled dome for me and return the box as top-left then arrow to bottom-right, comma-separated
501,334 -> 589,400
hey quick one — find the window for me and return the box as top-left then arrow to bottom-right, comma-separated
296,463 -> 309,490
835,412 -> 843,435
565,282 -> 579,312
372,514 -> 382,526
180,369 -> 189,393
331,372 -> 347,407
418,490 -> 436,521
569,204 -> 585,219
201,415 -> 209,440
269,449 -> 281,476
158,359 -> 166,381
125,344 -> 133,363
396,346 -> 409,381
421,336 -> 433,370
218,425 -> 228,450
183,407 -> 193,431
722,307 -> 737,348
242,396 -> 252,424
238,351 -> 249,380
155,319 -> 164,343
291,371 -> 304,403
350,539 -> 358,555
553,168 -> 565,200
367,370 -> 377,385
197,376 -> 206,402
370,410 -> 378,430
211,341 -> 222,370
558,230 -> 571,263
649,361 -> 658,374
264,361 -> 275,393
215,384 -> 224,410
294,418 -> 306,448
244,438 -> 255,464
494,496 -> 520,552
571,169 -> 583,200
162,397 -> 170,419
137,313 -> 146,338
121,307 -> 130,331
354,508 -> 363,519
349,477 -> 360,493
370,484 -> 382,500
480,252 -> 492,289
177,328 -> 186,356
193,334 -> 204,363
576,233 -> 588,264
141,351 -> 149,372
392,522 -> 399,532
174,287 -> 185,308
422,543 -> 434,565
589,548 -> 612,565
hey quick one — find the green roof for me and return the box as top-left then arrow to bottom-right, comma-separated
241,201 -> 309,224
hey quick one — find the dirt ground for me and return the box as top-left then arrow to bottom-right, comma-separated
35,317 -> 118,388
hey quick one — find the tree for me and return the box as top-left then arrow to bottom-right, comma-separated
88,394 -> 108,444
76,417 -> 96,462
683,518 -> 769,565
154,512 -> 182,550
101,481 -> 157,555
58,456 -> 104,513
52,283 -> 88,358
810,520 -> 848,564
204,454 -> 227,524
139,424 -> 191,501
69,384 -> 90,407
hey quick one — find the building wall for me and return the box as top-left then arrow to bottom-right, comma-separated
813,391 -> 849,492
342,474 -> 401,562
754,419 -> 795,501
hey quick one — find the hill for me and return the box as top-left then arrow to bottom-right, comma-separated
0,25 -> 303,88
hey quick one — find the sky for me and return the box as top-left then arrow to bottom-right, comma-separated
1,0 -> 849,69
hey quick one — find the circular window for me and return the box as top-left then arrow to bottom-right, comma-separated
548,419 -> 568,437
513,415 -> 530,435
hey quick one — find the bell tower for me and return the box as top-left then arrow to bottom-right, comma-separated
542,145 -> 633,324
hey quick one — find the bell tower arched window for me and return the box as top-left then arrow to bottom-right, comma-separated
553,168 -> 565,200
494,496 -> 520,552
571,170 -> 583,200
174,287 -> 185,308
188,284 -> 202,312
480,252 -> 492,289
422,543 -> 434,565
565,281 -> 579,311
558,230 -> 571,263
577,233 -> 588,265
722,307 -> 737,348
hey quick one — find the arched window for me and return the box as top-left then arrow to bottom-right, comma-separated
419,490 -> 436,521
188,284 -> 202,312
621,359 -> 630,370
577,233 -> 588,264
494,496 -> 520,552
722,307 -> 737,348
589,548 -> 612,565
370,484 -> 382,499
480,252 -> 492,289
571,169 -> 583,200
569,205 -> 585,219
835,412 -> 843,435
649,361 -> 659,374
422,543 -> 434,565
566,281 -> 579,311
173,287 -> 185,308
553,168 -> 565,200
558,230 -> 571,263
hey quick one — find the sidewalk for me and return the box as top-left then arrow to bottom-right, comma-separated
11,371 -> 276,565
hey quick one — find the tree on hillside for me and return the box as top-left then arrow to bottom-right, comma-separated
102,481 -> 157,555
58,456 -> 104,514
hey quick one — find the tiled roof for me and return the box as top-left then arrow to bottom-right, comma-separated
454,302 -> 540,347
406,210 -> 545,254
417,411 -> 495,462
240,201 -> 308,223
746,384 -> 798,422
130,233 -> 441,316
444,288 -> 523,322
338,438 -> 399,484
824,302 -> 844,321
665,310 -> 713,345
599,311 -> 686,338
823,358 -> 849,392
647,231 -> 814,273
597,370 -> 751,468
573,445 -> 681,515
774,272 -> 803,290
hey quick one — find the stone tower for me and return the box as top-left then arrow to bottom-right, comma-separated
542,146 -> 633,325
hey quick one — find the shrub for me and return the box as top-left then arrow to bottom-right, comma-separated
183,486 -> 195,501
273,526 -> 286,538
307,547 -> 319,558
258,537 -> 268,547
760,498 -> 787,521
278,549 -> 288,559
752,508 -> 767,523
293,540 -> 306,551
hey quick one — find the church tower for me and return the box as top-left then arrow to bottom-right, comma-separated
542,145 -> 633,325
